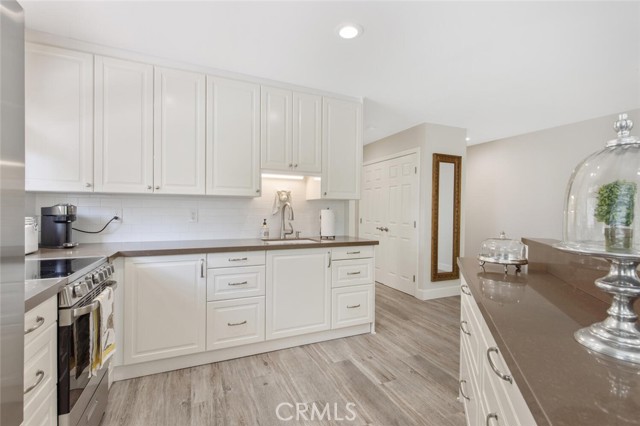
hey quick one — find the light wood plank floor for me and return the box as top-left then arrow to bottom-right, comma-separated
101,284 -> 464,426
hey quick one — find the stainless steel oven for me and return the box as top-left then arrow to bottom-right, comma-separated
27,257 -> 116,426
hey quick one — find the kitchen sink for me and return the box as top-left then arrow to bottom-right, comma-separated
262,239 -> 318,245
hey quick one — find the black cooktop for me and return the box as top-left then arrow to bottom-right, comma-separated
25,257 -> 103,280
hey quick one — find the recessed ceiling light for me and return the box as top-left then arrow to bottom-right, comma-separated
465,137 -> 471,142
337,23 -> 363,39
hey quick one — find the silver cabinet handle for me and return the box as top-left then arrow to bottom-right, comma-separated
294,164 -> 298,168
323,192 -> 327,196
147,185 -> 152,190
487,347 -> 513,384
155,186 -> 160,190
256,189 -> 261,193
288,163 -> 293,168
486,413 -> 499,426
382,227 -> 389,232
85,182 -> 92,188
347,304 -> 361,309
347,271 -> 361,276
200,259 -> 205,278
228,281 -> 248,286
228,257 -> 248,262
460,320 -> 471,336
227,320 -> 247,327
459,379 -> 470,401
25,316 -> 45,335
24,370 -> 45,395
347,251 -> 361,255
461,284 -> 471,296
328,252 -> 331,268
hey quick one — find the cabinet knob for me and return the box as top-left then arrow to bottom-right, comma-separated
294,164 -> 298,168
256,189 -> 261,193
85,182 -> 92,188
147,185 -> 152,190
155,186 -> 160,190
323,192 -> 327,196
288,163 -> 293,168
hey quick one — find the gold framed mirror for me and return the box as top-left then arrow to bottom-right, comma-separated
431,153 -> 462,281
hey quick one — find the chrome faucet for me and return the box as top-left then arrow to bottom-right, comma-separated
280,202 -> 295,239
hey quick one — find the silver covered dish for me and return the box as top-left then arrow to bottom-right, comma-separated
478,232 -> 528,272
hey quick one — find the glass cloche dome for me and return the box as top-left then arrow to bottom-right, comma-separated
559,113 -> 640,257
478,232 -> 528,272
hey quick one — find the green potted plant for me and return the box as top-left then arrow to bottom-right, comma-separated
594,179 -> 637,252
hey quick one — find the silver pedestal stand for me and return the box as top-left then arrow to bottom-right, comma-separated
555,244 -> 640,364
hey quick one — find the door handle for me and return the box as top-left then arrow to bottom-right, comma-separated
200,259 -> 205,278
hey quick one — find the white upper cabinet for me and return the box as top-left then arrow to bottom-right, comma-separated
25,43 -> 94,192
261,87 -> 322,174
261,87 -> 292,172
206,76 -> 261,197
94,56 -> 154,193
154,67 -> 206,195
321,97 -> 363,199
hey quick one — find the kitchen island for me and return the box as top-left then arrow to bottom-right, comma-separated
458,239 -> 640,426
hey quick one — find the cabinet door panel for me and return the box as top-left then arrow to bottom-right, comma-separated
124,255 -> 206,364
266,249 -> 331,339
206,76 -> 261,196
25,43 -> 93,192
94,56 -> 153,193
154,67 -> 206,195
261,86 -> 292,172
293,92 -> 322,174
322,97 -> 362,199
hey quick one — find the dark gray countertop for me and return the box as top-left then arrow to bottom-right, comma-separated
25,236 -> 378,311
458,255 -> 640,426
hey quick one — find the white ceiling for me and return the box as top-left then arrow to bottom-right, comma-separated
21,1 -> 640,145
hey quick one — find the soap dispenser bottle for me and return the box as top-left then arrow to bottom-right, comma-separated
260,219 -> 269,240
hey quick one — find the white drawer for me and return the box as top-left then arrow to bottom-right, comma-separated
207,266 -> 265,301
24,387 -> 56,426
461,297 -> 481,377
207,251 -> 265,268
25,296 -> 56,347
24,323 -> 56,409
331,245 -> 374,260
331,258 -> 374,288
206,297 -> 265,350
331,284 -> 374,329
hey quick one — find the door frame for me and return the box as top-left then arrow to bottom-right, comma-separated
359,148 -> 421,295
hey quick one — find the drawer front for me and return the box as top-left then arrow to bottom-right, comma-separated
331,245 -> 374,260
332,258 -> 374,288
207,251 -> 265,268
24,323 -> 57,408
460,298 -> 481,377
25,296 -> 56,346
460,342 -> 479,426
24,387 -> 56,426
332,284 -> 374,329
207,266 -> 265,301
207,297 -> 265,350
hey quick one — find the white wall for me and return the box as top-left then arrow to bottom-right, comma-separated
29,178 -> 346,244
465,109 -> 640,255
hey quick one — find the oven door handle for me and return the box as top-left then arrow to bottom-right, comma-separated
71,281 -> 118,320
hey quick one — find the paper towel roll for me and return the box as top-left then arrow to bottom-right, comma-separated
320,209 -> 335,239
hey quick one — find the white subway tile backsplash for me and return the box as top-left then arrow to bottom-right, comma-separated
30,178 -> 346,244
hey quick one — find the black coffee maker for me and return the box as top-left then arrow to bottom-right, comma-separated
40,204 -> 79,248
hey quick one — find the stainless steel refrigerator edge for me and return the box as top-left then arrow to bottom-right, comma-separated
0,1 -> 25,425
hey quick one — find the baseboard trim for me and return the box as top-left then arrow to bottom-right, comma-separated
415,282 -> 460,300
113,323 -> 372,381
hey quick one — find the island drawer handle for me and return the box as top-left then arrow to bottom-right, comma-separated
347,271 -> 361,276
487,347 -> 513,384
227,320 -> 247,327
228,281 -> 248,286
461,284 -> 471,296
24,370 -> 45,395
25,316 -> 45,335
460,320 -> 471,336
347,251 -> 361,255
486,413 -> 499,426
459,379 -> 470,401
229,257 -> 248,262
347,304 -> 361,309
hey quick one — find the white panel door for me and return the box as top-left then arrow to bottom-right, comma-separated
321,97 -> 362,199
261,86 -> 292,172
94,56 -> 153,193
124,255 -> 206,364
293,92 -> 322,174
206,76 -> 261,196
154,67 -> 206,195
360,153 -> 418,295
25,43 -> 93,192
266,248 -> 331,340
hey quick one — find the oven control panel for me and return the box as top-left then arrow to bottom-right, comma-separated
59,261 -> 115,308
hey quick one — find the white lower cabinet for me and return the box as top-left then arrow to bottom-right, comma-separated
124,255 -> 206,364
331,284 -> 374,329
23,297 -> 57,426
460,277 -> 537,426
266,248 -> 331,340
206,297 -> 265,350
